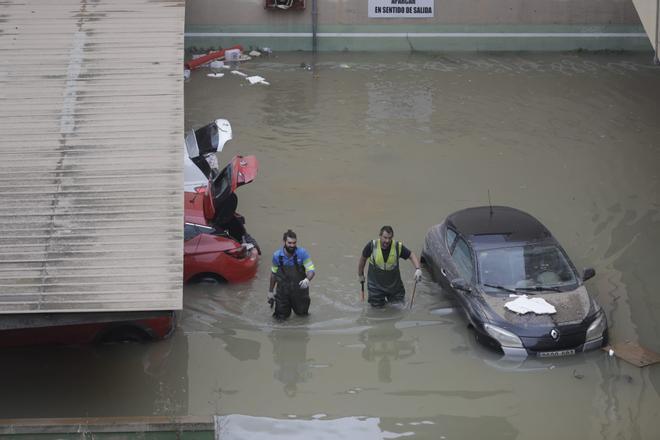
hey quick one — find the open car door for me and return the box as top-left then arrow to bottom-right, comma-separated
202,155 -> 259,225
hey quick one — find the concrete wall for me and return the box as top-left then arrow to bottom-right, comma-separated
185,0 -> 651,51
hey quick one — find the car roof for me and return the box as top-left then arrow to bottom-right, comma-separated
446,206 -> 553,248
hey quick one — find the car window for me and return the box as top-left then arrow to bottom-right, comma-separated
446,227 -> 457,250
478,244 -> 578,291
451,237 -> 475,282
184,223 -> 200,241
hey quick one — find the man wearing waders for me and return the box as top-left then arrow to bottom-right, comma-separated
268,230 -> 316,320
357,226 -> 422,307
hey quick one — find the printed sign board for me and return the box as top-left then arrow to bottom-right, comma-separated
368,0 -> 434,18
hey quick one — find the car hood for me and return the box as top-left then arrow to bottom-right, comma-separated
481,285 -> 591,332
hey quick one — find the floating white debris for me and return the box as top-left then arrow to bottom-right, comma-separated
249,50 -> 261,57
225,48 -> 241,61
209,60 -> 224,69
504,295 -> 556,315
339,63 -> 350,69
183,69 -> 190,80
246,75 -> 269,85
207,73 -> 224,78
231,70 -> 247,77
262,47 -> 273,54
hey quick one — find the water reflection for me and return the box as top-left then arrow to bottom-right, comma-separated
358,309 -> 416,383
214,328 -> 261,362
270,328 -> 311,397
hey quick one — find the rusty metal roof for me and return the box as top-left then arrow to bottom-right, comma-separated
0,0 -> 184,313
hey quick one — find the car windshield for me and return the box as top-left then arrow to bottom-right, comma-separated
477,244 -> 578,293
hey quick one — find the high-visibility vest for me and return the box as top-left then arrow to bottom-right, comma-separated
369,239 -> 402,271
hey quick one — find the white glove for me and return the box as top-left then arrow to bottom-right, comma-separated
414,268 -> 423,282
267,291 -> 275,300
358,274 -> 365,283
299,278 -> 310,289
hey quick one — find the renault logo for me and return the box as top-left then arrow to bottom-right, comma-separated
550,328 -> 560,340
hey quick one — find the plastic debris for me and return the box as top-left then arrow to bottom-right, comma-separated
207,73 -> 224,78
225,48 -> 241,61
249,50 -> 261,57
609,349 -> 615,356
246,75 -> 269,85
262,47 -> 273,54
230,70 -> 247,77
504,295 -> 556,315
209,60 -> 224,69
183,69 -> 190,80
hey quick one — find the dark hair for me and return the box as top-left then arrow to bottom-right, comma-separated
379,225 -> 394,236
283,229 -> 297,241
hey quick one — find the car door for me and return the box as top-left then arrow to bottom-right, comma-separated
447,236 -> 482,323
184,223 -> 203,279
435,226 -> 458,291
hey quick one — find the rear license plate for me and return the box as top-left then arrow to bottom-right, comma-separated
538,349 -> 576,358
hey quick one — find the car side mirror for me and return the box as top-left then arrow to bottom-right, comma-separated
450,278 -> 472,293
582,268 -> 596,282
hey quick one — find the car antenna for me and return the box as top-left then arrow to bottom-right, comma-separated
488,190 -> 493,217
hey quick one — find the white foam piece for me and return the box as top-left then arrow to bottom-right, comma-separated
230,70 -> 247,77
207,73 -> 224,78
246,75 -> 268,85
504,295 -> 556,315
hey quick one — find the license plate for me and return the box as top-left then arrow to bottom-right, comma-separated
538,349 -> 576,358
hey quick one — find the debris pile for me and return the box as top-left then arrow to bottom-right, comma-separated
184,46 -> 272,86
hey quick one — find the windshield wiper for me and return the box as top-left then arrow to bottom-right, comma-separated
514,285 -> 561,292
483,283 -> 517,293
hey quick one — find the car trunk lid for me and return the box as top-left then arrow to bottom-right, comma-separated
185,119 -> 233,179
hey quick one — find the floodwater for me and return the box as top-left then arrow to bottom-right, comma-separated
2,52 -> 660,439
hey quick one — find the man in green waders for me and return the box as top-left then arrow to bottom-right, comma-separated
268,229 -> 316,320
357,226 -> 422,307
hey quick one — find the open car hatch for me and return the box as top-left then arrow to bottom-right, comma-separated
184,119 -> 233,190
202,155 -> 259,224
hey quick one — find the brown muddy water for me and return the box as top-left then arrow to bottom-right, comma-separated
1,52 -> 660,439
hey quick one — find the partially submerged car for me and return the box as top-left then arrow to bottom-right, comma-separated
183,120 -> 260,283
422,206 -> 607,357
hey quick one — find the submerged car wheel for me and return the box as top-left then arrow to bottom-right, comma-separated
191,273 -> 226,284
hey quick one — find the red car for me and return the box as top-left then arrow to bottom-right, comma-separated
183,121 -> 260,283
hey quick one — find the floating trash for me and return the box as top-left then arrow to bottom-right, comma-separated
209,60 -> 224,69
246,75 -> 269,85
231,70 -> 248,77
207,73 -> 224,78
249,50 -> 261,57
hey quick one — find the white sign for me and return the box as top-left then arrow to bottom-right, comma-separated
368,0 -> 434,18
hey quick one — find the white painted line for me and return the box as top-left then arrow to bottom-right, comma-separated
185,32 -> 648,38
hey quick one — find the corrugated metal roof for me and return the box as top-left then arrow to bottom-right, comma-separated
0,0 -> 184,313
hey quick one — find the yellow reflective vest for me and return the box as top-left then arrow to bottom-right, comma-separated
369,239 -> 402,271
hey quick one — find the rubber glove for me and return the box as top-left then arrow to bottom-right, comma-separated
414,268 -> 423,282
359,274 -> 365,283
299,278 -> 310,289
